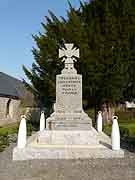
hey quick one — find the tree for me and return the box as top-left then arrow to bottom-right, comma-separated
23,0 -> 135,121
81,0 -> 135,121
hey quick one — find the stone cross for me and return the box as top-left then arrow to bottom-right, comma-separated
59,43 -> 79,70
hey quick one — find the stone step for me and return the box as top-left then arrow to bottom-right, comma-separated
47,120 -> 92,130
46,112 -> 92,130
30,144 -> 104,148
33,130 -> 99,145
13,129 -> 124,160
53,123 -> 92,130
13,146 -> 124,160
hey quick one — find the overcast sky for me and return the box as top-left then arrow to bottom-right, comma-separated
0,0 -> 81,81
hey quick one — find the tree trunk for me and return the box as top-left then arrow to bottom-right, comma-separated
102,102 -> 114,124
94,103 -> 102,126
94,104 -> 98,126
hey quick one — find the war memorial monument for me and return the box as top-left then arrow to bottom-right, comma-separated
13,43 -> 124,160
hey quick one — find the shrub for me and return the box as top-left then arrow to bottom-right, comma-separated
0,124 -> 19,152
103,124 -> 112,136
0,133 -> 9,152
120,123 -> 135,137
120,126 -> 130,137
27,121 -> 33,136
104,122 -> 135,138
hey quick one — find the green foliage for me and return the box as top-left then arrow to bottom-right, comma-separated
0,124 -> 18,152
0,134 -> 9,152
115,110 -> 135,122
120,123 -> 135,137
23,0 -> 135,112
27,119 -> 35,136
0,121 -> 34,152
104,122 -> 135,137
104,119 -> 135,137
0,124 -> 18,136
85,108 -> 96,126
27,122 -> 32,136
103,124 -> 112,136
26,112 -> 40,131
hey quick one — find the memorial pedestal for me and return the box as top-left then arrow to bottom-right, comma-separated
13,128 -> 124,160
13,43 -> 124,160
46,112 -> 92,130
46,72 -> 92,130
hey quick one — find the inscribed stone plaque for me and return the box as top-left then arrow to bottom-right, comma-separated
56,74 -> 82,113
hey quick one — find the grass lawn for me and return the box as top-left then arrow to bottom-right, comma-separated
0,120 -> 33,152
104,121 -> 135,136
0,123 -> 19,152
0,123 -> 19,136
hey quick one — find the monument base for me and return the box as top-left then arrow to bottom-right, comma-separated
13,128 -> 124,160
46,111 -> 92,130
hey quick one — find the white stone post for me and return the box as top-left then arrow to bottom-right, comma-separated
17,115 -> 27,149
111,116 -> 120,150
97,111 -> 103,132
40,111 -> 45,131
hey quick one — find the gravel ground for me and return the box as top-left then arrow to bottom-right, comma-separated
0,144 -> 135,180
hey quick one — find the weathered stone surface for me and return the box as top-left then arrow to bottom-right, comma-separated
46,112 -> 92,130
46,43 -> 92,130
46,73 -> 92,130
56,74 -> 82,114
0,144 -> 134,180
97,111 -> 103,132
13,129 -> 124,160
0,97 -> 21,125
13,146 -> 124,160
17,116 -> 27,149
39,112 -> 45,132
112,116 -> 120,150
37,130 -> 100,145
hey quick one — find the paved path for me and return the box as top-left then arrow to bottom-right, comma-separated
0,144 -> 135,180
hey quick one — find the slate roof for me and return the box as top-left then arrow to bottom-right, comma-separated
0,72 -> 26,99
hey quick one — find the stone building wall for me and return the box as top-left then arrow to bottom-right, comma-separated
0,97 -> 21,126
0,97 -> 9,119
